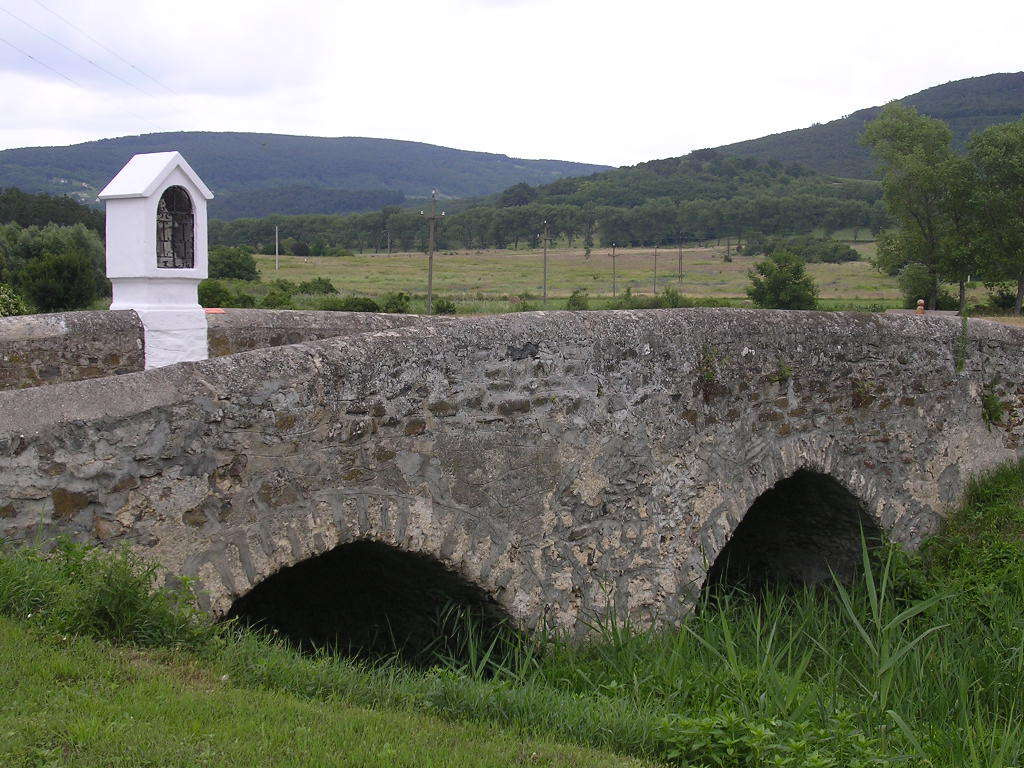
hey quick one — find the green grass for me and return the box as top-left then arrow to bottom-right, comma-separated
5,461 -> 1024,766
0,618 -> 649,768
241,245 -> 909,314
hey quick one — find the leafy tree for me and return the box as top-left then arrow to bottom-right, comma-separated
861,103 -> 956,309
499,183 -> 538,207
747,251 -> 818,310
20,250 -> 97,311
209,246 -> 259,281
291,240 -> 310,257
968,119 -> 1024,313
0,283 -> 29,316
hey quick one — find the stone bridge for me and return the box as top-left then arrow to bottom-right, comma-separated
1,308 -> 1022,636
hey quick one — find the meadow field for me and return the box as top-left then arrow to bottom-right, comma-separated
246,242 -> 914,313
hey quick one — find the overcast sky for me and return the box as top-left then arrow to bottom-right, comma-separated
0,0 -> 1021,167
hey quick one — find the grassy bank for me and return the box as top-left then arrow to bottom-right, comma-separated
3,462 -> 1024,766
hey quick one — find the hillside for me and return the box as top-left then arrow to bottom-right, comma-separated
0,132 -> 609,218
716,72 -> 1024,178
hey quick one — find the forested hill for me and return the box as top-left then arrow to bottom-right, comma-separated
716,72 -> 1024,178
0,132 -> 610,219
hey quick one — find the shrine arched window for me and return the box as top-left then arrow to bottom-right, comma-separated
156,186 -> 195,268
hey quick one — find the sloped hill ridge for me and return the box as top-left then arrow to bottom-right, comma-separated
0,132 -> 610,217
717,72 -> 1024,178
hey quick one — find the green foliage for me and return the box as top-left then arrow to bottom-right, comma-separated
656,711 -> 887,767
317,296 -> 381,312
0,282 -> 29,316
565,289 -> 589,310
896,263 -> 957,309
298,276 -> 337,294
267,279 -> 300,296
0,539 -> 213,650
20,249 -> 97,311
0,187 -> 104,231
231,291 -> 257,308
981,390 -> 1004,428
432,298 -> 457,315
746,251 -> 818,310
381,291 -> 411,314
260,289 -> 294,309
209,246 -> 259,281
198,279 -> 233,308
0,221 -> 105,294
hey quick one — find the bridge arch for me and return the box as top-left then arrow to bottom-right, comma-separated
701,462 -> 884,599
225,537 -> 513,664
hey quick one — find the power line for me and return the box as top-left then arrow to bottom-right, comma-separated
0,34 -> 165,134
0,34 -> 79,85
29,0 -> 177,95
0,5 -> 158,98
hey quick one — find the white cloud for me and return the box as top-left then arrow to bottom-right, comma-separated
0,0 -> 1021,166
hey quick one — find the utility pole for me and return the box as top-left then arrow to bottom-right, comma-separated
541,219 -> 549,307
274,225 -> 279,271
611,243 -> 617,297
420,190 -> 444,314
678,241 -> 683,289
653,244 -> 658,295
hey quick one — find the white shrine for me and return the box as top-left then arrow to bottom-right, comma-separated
98,152 -> 214,369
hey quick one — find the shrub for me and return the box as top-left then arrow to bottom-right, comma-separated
198,279 -> 232,308
260,289 -> 294,309
317,296 -> 380,312
0,283 -> 29,316
19,249 -> 97,311
432,298 -> 457,315
745,234 -> 860,263
747,251 -> 818,310
209,246 -> 259,281
298,277 -> 337,295
565,289 -> 589,311
897,263 -> 957,310
324,246 -> 355,257
988,286 -> 1017,312
229,292 -> 256,308
381,292 -> 411,313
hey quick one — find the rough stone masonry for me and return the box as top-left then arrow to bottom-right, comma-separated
0,308 -> 1022,633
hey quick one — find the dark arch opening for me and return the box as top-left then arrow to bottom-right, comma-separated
225,540 -> 513,666
703,468 -> 883,599
156,185 -> 195,268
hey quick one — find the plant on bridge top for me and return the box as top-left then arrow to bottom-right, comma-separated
981,389 -> 1005,429
746,250 -> 818,310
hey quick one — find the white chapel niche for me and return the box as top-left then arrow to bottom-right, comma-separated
99,152 -> 214,369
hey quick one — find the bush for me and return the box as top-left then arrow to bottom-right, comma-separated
260,289 -> 294,309
897,263 -> 957,310
209,246 -> 259,281
324,246 -> 355,258
317,296 -> 380,312
298,277 -> 337,295
20,249 -> 97,311
565,289 -> 589,311
198,279 -> 232,308
231,292 -> 257,308
745,234 -> 860,263
432,298 -> 457,315
746,251 -> 818,310
381,292 -> 411,314
988,286 -> 1017,312
0,283 -> 29,316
